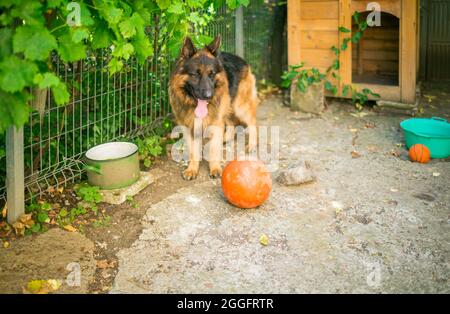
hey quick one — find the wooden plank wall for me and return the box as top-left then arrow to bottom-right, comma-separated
295,0 -> 340,74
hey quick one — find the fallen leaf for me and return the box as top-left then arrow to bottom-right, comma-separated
3,240 -> 9,248
23,279 -> 62,294
351,151 -> 361,159
350,112 -> 369,118
52,203 -> 61,210
390,149 -> 402,158
63,225 -> 77,232
259,234 -> 269,246
423,95 -> 436,103
19,213 -> 33,223
95,241 -> 107,249
57,187 -> 64,193
13,221 -> 25,236
47,186 -> 55,193
349,128 -> 358,133
432,172 -> 441,177
96,259 -> 109,269
16,214 -> 34,229
1,204 -> 6,218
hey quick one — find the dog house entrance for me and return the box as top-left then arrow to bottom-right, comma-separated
352,12 -> 400,86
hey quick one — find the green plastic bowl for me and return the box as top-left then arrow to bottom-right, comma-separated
400,117 -> 450,158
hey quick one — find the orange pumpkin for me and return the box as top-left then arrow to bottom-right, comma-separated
221,160 -> 272,209
409,144 -> 431,163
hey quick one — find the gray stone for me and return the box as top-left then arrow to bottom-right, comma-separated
290,81 -> 325,114
277,161 -> 316,186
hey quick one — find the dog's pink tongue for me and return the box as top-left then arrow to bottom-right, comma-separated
195,99 -> 208,119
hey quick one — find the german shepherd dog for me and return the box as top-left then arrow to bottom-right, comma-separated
169,35 -> 258,180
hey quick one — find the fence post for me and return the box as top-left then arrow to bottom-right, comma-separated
235,5 -> 244,58
6,125 -> 25,224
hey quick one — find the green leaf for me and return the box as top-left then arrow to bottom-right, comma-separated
0,55 -> 38,92
0,90 -> 31,131
289,63 -> 304,70
72,28 -> 89,43
187,0 -> 206,9
338,26 -> 351,33
112,42 -> 134,60
31,223 -> 41,233
331,46 -> 340,56
232,0 -> 251,8
156,0 -> 171,10
10,1 -> 44,26
341,38 -> 350,51
296,79 -> 306,93
59,208 -> 68,217
360,21 -> 368,31
353,11 -> 361,24
37,212 -> 49,223
13,26 -> 57,61
196,35 -> 213,46
332,59 -> 340,70
0,28 -> 13,58
132,0 -> 153,22
0,0 -> 16,9
132,32 -> 153,64
92,22 -> 113,49
79,2 -> 95,26
33,72 -> 60,89
108,58 -> 123,75
47,0 -> 64,9
324,81 -> 333,91
57,33 -> 87,62
352,31 -> 362,44
119,13 -> 144,39
105,7 -> 123,25
168,2 -> 184,14
51,81 -> 70,105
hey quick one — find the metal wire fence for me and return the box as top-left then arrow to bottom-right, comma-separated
0,0 -> 283,206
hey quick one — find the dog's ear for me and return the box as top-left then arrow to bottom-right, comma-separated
181,37 -> 196,59
206,35 -> 221,56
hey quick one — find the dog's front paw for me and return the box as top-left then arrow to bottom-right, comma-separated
209,166 -> 222,179
182,168 -> 198,181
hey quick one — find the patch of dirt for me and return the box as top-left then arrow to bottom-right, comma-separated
83,157 -> 213,293
0,228 -> 95,293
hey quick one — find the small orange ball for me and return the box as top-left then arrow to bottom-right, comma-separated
409,144 -> 431,163
221,160 -> 272,209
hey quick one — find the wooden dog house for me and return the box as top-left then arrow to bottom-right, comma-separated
288,0 -> 419,103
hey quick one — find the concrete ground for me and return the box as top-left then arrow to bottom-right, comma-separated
110,95 -> 450,293
1,87 -> 449,294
